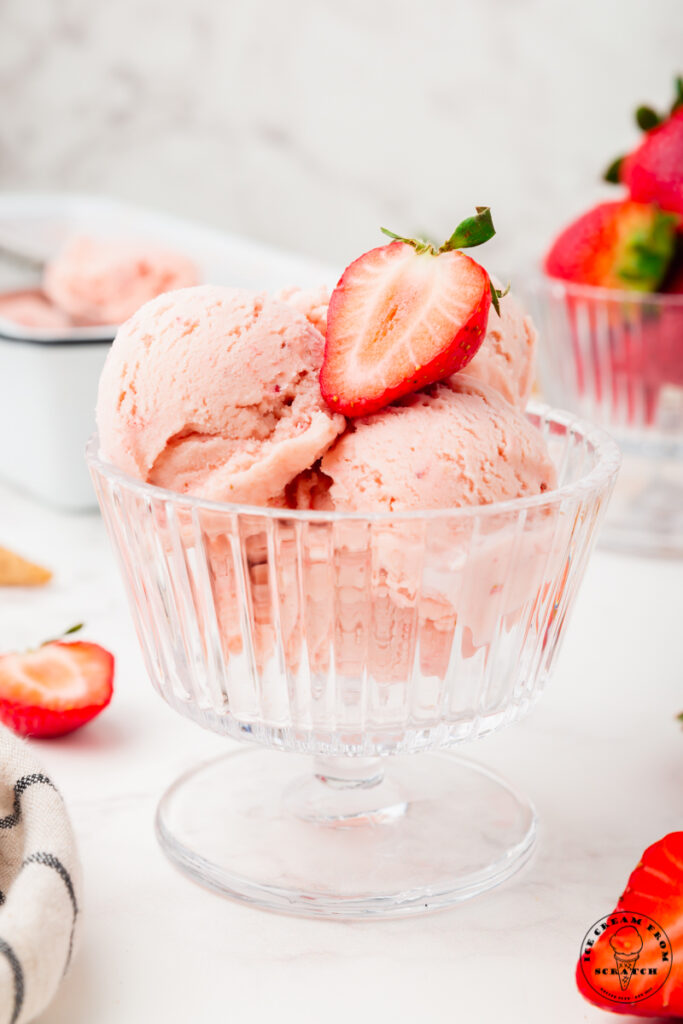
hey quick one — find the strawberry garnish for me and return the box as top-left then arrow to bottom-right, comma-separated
605,77 -> 683,220
544,200 -> 677,291
0,624 -> 114,738
320,208 -> 504,418
576,832 -> 683,1017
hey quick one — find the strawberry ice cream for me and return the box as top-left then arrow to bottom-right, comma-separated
44,235 -> 199,325
97,285 -> 345,505
291,377 -> 555,512
461,289 -> 537,408
274,285 -> 329,335
0,289 -> 72,330
96,274 -> 558,688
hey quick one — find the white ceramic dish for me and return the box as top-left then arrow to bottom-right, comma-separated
0,193 -> 332,510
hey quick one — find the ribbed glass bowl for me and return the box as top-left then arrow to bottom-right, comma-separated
87,404 -> 619,918
528,276 -> 683,557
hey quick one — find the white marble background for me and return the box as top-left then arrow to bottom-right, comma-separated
1,0 -> 681,276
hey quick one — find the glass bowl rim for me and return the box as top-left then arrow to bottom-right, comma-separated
85,401 -> 621,524
526,271 -> 683,308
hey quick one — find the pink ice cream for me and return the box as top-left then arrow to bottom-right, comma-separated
96,280 -> 558,698
44,235 -> 199,324
274,285 -> 329,335
97,285 -> 345,505
0,289 -> 72,330
291,376 -> 555,512
460,289 -> 537,408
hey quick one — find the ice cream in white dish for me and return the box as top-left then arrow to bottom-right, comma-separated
0,234 -> 199,331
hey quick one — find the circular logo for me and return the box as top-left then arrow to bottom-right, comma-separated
579,912 -> 673,1004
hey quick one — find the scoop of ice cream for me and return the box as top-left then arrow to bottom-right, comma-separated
44,235 -> 199,324
458,289 -> 536,408
97,285 -> 345,504
300,376 -> 555,512
0,289 -> 72,329
610,926 -> 643,956
274,285 -> 330,335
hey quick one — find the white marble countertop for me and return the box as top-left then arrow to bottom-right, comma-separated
0,479 -> 679,1024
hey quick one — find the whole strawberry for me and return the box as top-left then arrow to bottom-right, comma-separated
320,208 -> 506,418
606,77 -> 683,219
544,200 -> 677,291
576,832 -> 683,1017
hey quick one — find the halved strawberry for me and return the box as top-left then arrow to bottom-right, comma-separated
320,208 -> 502,417
544,200 -> 677,291
576,832 -> 683,1017
605,78 -> 683,220
0,628 -> 114,738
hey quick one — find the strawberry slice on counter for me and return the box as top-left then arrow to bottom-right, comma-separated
320,207 -> 504,417
605,77 -> 683,219
544,200 -> 677,291
0,625 -> 114,738
576,831 -> 683,1017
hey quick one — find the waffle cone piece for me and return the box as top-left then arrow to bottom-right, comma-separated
0,546 -> 52,586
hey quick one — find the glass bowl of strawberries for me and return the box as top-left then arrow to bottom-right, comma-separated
530,79 -> 683,556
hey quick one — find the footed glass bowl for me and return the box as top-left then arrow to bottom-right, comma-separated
529,277 -> 683,557
87,405 -> 619,918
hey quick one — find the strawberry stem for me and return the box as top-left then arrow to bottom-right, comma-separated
381,209 -> 507,315
381,206 -> 496,256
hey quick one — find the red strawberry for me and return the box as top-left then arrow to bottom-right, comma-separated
544,200 -> 677,291
606,78 -> 683,219
320,208 -> 503,418
0,626 -> 114,737
576,832 -> 683,1017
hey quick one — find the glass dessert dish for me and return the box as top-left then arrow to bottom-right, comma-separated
528,277 -> 683,557
87,405 -> 618,918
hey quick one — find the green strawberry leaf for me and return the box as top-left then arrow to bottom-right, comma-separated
616,210 -> 677,291
444,206 -> 496,251
604,155 -> 625,184
489,280 -> 510,318
636,105 -> 661,131
41,622 -> 85,647
672,75 -> 683,114
380,228 -> 434,254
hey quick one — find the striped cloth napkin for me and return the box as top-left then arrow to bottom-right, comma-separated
0,727 -> 80,1024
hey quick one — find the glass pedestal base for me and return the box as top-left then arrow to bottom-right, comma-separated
155,748 -> 536,919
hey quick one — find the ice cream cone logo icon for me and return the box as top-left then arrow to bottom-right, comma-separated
610,926 -> 644,990
580,912 -> 672,1004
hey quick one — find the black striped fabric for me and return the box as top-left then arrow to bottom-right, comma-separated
0,935 -> 24,1024
0,771 -> 78,1024
0,775 -> 55,830
22,852 -> 78,969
